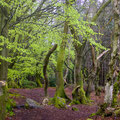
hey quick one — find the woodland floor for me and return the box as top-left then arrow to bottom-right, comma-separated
6,87 -> 120,120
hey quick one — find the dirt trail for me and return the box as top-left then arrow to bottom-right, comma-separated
6,88 -> 118,120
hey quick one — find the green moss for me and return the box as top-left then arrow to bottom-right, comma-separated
95,86 -> 101,96
112,82 -> 120,106
78,88 -> 87,104
72,86 -> 87,104
72,107 -> 79,111
36,78 -> 42,88
90,113 -> 96,117
49,97 -> 66,108
0,81 -> 7,120
25,103 -> 29,109
8,111 -> 15,117
9,93 -> 21,98
95,103 -> 108,116
6,98 -> 16,114
69,100 -> 80,105
90,103 -> 109,117
114,109 -> 120,116
55,86 -> 71,101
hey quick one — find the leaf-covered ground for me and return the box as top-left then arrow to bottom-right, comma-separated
6,87 -> 120,120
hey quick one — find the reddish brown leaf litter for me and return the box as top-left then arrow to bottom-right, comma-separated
6,88 -> 120,120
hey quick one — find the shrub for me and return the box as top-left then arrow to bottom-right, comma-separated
21,80 -> 37,88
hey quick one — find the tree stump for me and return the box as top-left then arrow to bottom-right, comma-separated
0,81 -> 7,120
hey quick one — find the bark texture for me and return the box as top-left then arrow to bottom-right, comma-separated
86,0 -> 112,98
56,21 -> 69,99
0,81 -> 7,120
110,0 -> 120,105
0,1 -> 9,81
43,44 -> 57,97
70,26 -> 87,104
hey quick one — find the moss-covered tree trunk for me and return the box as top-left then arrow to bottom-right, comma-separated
43,44 -> 57,97
86,46 -> 97,98
69,0 -> 111,104
70,25 -> 87,104
0,81 -> 7,120
110,0 -> 120,106
55,21 -> 69,99
0,2 -> 9,119
0,1 -> 9,81
85,0 -> 112,99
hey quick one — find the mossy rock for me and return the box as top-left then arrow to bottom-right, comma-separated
69,100 -> 80,105
49,97 -> 66,108
42,97 -> 49,105
72,107 -> 79,111
26,98 -> 41,108
24,103 -> 29,109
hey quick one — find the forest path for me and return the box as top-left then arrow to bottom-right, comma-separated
6,87 -> 115,120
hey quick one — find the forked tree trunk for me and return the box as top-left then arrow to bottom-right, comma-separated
70,0 -> 111,103
70,26 -> 87,104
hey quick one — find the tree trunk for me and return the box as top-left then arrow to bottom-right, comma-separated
55,0 -> 74,102
0,3 -> 9,119
70,26 -> 87,104
55,21 -> 69,99
110,0 -> 120,106
104,0 -> 120,105
63,45 -> 71,85
43,44 -> 57,97
0,1 -> 9,81
0,81 -> 7,120
86,46 -> 97,98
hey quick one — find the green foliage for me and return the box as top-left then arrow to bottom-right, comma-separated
36,78 -> 43,88
72,107 -> 79,111
87,119 -> 93,120
8,80 -> 19,88
112,82 -> 120,106
6,98 -> 16,117
21,80 -> 37,89
114,109 -> 120,116
94,103 -> 108,116
9,93 -> 23,98
0,0 -> 106,87
49,77 -> 56,87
